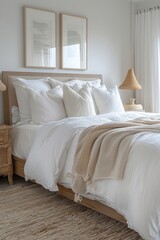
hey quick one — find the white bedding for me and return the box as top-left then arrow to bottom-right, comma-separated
12,123 -> 42,159
23,111 -> 160,240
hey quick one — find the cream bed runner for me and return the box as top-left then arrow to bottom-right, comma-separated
72,119 -> 160,194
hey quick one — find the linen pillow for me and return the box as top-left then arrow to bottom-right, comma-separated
63,85 -> 96,117
47,78 -> 65,88
67,79 -> 102,88
67,84 -> 107,114
27,86 -> 66,124
92,86 -> 124,114
48,77 -> 101,89
12,77 -> 51,122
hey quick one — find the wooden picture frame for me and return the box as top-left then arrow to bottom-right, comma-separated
60,14 -> 87,70
24,7 -> 57,68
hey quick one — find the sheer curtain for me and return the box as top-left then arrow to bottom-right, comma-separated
135,7 -> 160,113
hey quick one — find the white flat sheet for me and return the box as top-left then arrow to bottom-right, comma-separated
12,123 -> 42,159
22,111 -> 160,240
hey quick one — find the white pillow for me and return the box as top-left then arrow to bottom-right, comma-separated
48,78 -> 101,89
11,106 -> 21,124
67,79 -> 101,88
27,86 -> 66,124
90,84 -> 107,114
12,77 -> 51,122
92,86 -> 124,114
63,85 -> 96,117
12,77 -> 51,91
47,78 -> 65,88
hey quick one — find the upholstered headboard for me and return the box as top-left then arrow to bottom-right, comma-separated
2,71 -> 102,124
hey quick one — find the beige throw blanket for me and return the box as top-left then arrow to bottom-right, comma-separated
72,119 -> 160,195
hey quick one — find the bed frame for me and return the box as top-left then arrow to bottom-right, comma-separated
2,71 -> 126,224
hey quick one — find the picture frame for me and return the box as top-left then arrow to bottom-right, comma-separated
60,13 -> 87,70
24,7 -> 57,68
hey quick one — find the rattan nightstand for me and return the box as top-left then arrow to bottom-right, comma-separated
0,125 -> 13,185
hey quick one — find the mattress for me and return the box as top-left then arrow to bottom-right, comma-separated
12,123 -> 42,159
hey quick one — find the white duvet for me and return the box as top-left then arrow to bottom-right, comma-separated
24,111 -> 160,240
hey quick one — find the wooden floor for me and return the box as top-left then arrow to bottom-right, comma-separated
0,175 -> 22,189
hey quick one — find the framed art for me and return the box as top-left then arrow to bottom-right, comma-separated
24,7 -> 56,68
60,14 -> 87,70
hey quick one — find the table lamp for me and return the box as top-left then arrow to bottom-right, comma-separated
0,80 -> 6,92
119,68 -> 143,111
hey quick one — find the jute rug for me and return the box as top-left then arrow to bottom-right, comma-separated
0,176 -> 142,240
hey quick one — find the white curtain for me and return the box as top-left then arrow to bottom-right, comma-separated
135,7 -> 160,113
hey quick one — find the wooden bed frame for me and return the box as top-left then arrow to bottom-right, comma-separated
2,71 -> 126,224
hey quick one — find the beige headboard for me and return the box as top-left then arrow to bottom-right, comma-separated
2,71 -> 102,124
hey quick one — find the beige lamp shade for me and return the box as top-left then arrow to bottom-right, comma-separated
0,80 -> 6,92
119,68 -> 142,90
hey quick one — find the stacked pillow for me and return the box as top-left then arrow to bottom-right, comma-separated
26,86 -> 66,124
12,76 -> 124,124
92,85 -> 124,114
48,77 -> 102,117
47,77 -> 102,89
12,77 -> 67,124
63,85 -> 96,117
12,77 -> 52,123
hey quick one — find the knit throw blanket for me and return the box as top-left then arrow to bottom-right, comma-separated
72,117 -> 160,195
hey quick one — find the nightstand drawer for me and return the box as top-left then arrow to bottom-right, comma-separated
0,148 -> 9,164
0,125 -> 13,185
0,130 -> 9,145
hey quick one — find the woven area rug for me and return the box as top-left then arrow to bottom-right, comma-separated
0,176 -> 142,240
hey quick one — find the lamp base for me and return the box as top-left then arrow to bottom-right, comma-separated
124,104 -> 143,111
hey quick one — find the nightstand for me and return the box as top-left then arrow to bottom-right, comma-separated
0,125 -> 13,185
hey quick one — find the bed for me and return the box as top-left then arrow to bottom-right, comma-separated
2,71 -> 160,240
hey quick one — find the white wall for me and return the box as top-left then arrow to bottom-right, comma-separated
0,0 -> 131,124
